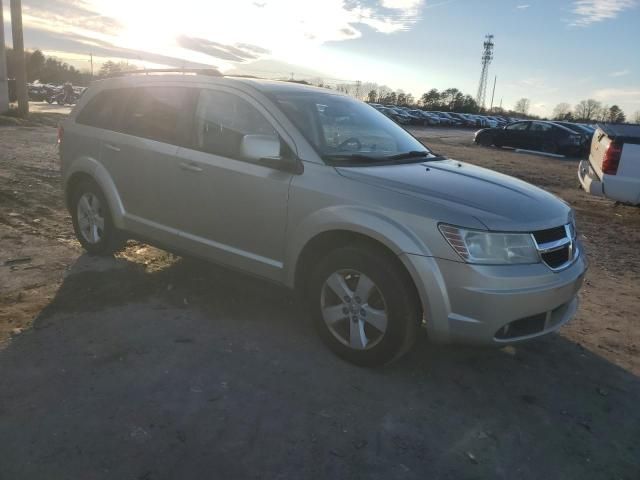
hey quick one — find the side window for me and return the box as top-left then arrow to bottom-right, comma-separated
193,90 -> 278,160
530,122 -> 552,132
506,122 -> 529,131
119,87 -> 191,145
76,89 -> 122,130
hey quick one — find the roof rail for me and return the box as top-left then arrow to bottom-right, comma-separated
118,68 -> 223,77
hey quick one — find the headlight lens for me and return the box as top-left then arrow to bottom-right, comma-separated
439,224 -> 540,265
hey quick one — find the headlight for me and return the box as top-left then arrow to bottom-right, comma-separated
439,224 -> 540,265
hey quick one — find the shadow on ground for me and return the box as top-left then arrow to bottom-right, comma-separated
1,253 -> 638,479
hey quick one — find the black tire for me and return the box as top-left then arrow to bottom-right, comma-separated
307,244 -> 421,367
477,134 -> 494,147
70,179 -> 124,255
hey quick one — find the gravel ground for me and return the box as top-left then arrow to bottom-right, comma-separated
1,123 -> 639,479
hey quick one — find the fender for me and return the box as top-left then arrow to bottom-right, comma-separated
64,155 -> 126,229
283,204 -> 434,288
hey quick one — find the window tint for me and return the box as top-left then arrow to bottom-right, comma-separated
76,89 -> 122,130
506,122 -> 529,131
193,90 -> 277,160
530,122 -> 553,132
119,87 -> 191,145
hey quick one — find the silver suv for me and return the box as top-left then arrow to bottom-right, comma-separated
60,70 -> 587,366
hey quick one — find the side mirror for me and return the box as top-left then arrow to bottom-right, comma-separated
240,134 -> 302,174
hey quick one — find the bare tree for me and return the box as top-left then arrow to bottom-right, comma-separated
574,99 -> 601,122
552,102 -> 572,120
634,111 -> 640,124
514,98 -> 530,115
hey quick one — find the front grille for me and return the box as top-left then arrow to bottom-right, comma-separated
533,226 -> 566,244
541,246 -> 571,269
532,224 -> 576,271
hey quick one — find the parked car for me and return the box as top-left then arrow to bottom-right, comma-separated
474,120 -> 585,156
60,71 -> 586,366
578,124 -> 640,205
552,121 -> 594,155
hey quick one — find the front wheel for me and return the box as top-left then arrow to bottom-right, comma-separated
477,134 -> 494,147
307,245 -> 421,367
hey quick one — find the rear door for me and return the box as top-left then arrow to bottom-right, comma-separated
528,122 -> 555,151
100,85 -> 197,242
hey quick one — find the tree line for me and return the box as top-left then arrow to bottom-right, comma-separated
5,49 -> 90,85
552,100 -> 632,124
4,49 -> 137,86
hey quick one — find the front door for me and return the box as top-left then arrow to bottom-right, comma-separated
173,88 -> 294,281
500,121 -> 531,148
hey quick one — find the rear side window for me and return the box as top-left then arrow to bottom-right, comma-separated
193,89 -> 277,160
506,122 -> 529,131
119,87 -> 192,145
530,122 -> 553,132
76,89 -> 122,130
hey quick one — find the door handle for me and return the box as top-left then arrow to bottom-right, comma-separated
179,162 -> 203,173
103,143 -> 121,152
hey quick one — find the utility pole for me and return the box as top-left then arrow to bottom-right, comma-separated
89,52 -> 93,78
10,0 -> 28,116
490,75 -> 497,111
0,0 -> 10,112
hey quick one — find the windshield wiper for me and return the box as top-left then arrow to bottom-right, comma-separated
322,154 -> 382,164
385,150 -> 432,161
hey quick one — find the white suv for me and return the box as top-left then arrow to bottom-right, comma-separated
60,70 -> 587,366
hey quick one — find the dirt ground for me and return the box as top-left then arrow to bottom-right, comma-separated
1,121 -> 639,479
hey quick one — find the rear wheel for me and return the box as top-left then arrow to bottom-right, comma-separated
70,180 -> 124,255
307,244 -> 420,367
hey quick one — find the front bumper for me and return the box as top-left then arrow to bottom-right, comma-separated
400,250 -> 587,346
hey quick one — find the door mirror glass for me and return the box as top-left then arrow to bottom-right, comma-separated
240,134 -> 281,162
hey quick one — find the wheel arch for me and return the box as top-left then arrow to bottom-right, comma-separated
64,158 -> 126,229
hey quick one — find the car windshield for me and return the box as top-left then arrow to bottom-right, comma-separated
268,90 -> 434,164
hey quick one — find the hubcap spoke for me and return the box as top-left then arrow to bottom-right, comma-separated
354,274 -> 374,301
350,318 -> 368,349
94,215 -> 105,231
325,272 -> 353,300
362,304 -> 388,332
322,304 -> 347,325
90,223 -> 100,243
80,195 -> 92,215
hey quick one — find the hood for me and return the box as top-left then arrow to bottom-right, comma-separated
336,159 -> 571,232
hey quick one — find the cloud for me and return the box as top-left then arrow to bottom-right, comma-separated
592,87 -> 640,101
177,36 -> 270,63
609,69 -> 630,77
516,4 -> 531,9
570,0 -> 638,26
18,0 -> 427,70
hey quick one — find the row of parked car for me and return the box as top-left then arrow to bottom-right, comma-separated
368,103 -> 514,128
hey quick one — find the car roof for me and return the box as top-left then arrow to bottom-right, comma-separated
93,73 -> 349,97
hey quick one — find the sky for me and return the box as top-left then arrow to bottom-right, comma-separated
2,0 -> 639,117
